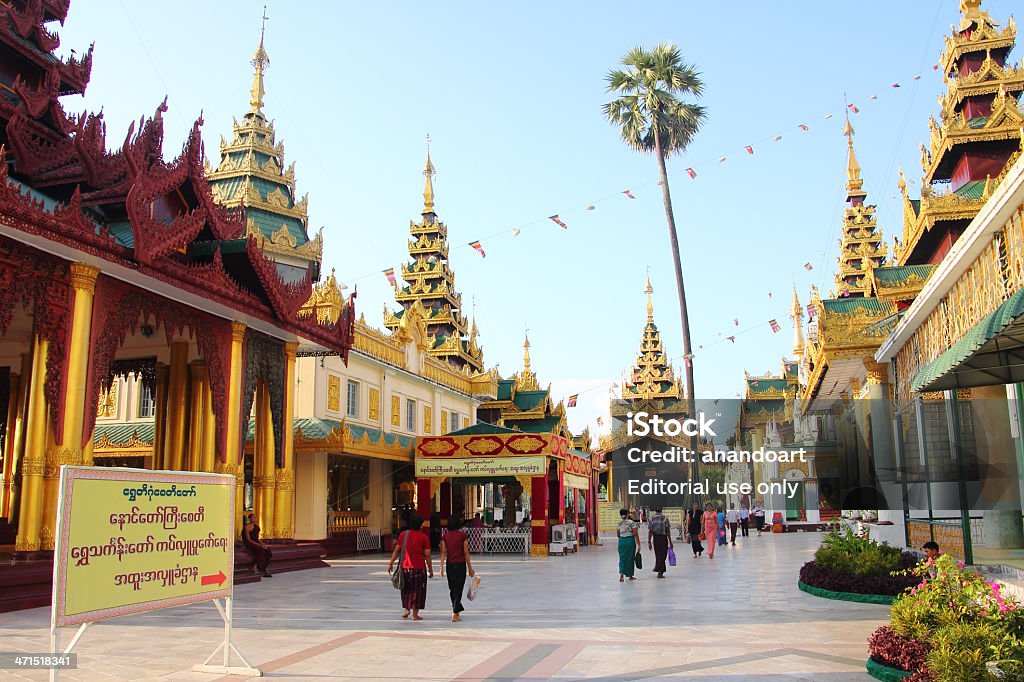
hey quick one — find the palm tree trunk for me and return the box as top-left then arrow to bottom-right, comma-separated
653,125 -> 701,506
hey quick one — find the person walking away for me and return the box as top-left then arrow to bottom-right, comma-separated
242,513 -> 273,577
687,503 -> 704,557
717,508 -> 727,546
726,504 -> 739,545
647,507 -> 672,578
753,500 -> 766,536
702,504 -> 719,559
617,508 -> 640,581
440,517 -> 475,622
739,503 -> 750,538
387,515 -> 433,621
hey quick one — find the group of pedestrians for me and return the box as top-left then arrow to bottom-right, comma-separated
619,501 -> 767,576
386,514 -> 476,622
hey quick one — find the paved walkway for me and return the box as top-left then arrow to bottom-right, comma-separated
2,532 -> 888,681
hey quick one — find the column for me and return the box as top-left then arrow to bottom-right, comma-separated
294,450 -> 327,540
186,360 -> 207,472
416,478 -> 432,521
4,352 -> 29,522
2,369 -> 21,517
15,335 -> 48,553
224,322 -> 246,535
530,474 -> 549,556
440,481 -> 452,525
254,381 -> 276,538
152,363 -> 169,470
200,367 -> 216,473
41,263 -> 100,550
162,340 -> 189,471
274,342 -> 297,539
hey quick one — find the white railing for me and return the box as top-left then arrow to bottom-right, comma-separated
464,527 -> 530,559
356,526 -> 381,552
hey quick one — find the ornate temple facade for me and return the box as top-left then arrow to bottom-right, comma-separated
874,0 -> 1024,562
741,0 -> 1024,551
0,0 -> 355,586
87,37 -> 500,555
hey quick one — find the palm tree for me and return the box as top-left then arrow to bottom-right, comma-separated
604,43 -> 706,497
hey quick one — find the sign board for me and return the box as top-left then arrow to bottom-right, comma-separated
598,501 -> 621,531
415,456 -> 545,478
564,473 -> 590,490
53,467 -> 235,628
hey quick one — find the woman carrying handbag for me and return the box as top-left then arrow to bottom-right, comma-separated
387,515 -> 433,620
616,508 -> 640,582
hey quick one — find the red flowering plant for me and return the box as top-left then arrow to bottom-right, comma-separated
868,553 -> 1024,681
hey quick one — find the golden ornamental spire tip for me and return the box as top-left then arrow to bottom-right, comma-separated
422,137 -> 436,215
644,270 -> 654,322
249,7 -> 270,114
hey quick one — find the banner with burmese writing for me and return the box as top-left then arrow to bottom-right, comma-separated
417,432 -> 568,459
415,456 -> 546,478
52,466 -> 235,628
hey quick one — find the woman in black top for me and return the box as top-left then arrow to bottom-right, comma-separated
687,503 -> 704,557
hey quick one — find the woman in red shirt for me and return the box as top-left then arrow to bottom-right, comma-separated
387,515 -> 433,620
440,517 -> 476,622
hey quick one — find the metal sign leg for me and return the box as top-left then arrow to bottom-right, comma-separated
192,598 -> 262,677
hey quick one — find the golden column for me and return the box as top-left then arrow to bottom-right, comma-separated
5,352 -> 29,521
2,369 -> 22,517
217,321 -> 247,536
40,263 -> 100,550
186,360 -> 207,472
200,365 -> 216,473
163,340 -> 190,471
152,363 -> 169,470
15,335 -> 49,552
274,342 -> 297,539
253,381 -> 276,537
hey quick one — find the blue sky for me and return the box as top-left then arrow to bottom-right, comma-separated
56,1 -> 1016,438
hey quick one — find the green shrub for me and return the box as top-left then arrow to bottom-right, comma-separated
925,621 -> 998,681
812,524 -> 902,577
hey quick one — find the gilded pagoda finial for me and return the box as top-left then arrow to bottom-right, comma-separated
644,270 -> 654,323
423,136 -> 436,215
843,115 -> 864,196
523,330 -> 532,371
249,7 -> 270,114
790,286 -> 805,356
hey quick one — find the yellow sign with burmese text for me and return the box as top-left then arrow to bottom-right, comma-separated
52,467 -> 235,627
415,456 -> 546,478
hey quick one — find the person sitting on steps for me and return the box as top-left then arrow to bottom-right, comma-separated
242,513 -> 273,577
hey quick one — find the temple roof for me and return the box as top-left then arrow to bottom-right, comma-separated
835,119 -> 887,298
206,29 -> 322,279
621,276 -> 683,402
383,148 -> 483,373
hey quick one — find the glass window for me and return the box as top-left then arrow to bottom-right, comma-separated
406,398 -> 415,432
138,383 -> 155,419
346,380 -> 359,418
450,411 -> 460,434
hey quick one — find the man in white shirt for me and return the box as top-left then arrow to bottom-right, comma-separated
725,504 -> 740,545
753,500 -> 766,536
739,504 -> 750,537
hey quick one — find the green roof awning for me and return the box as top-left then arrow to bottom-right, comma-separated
912,288 -> 1024,392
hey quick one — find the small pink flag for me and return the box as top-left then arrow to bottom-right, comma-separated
769,319 -> 781,333
807,304 -> 816,318
727,336 -> 735,343
745,145 -> 753,155
892,83 -> 901,88
623,189 -> 636,199
848,103 -> 860,114
685,168 -> 696,179
733,318 -> 739,326
804,262 -> 813,271
549,215 -> 567,229
798,124 -> 809,131
469,240 -> 486,258
383,268 -> 397,286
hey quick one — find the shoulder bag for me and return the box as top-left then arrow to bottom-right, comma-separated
391,531 -> 409,590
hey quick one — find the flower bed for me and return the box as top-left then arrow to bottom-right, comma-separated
798,524 -> 919,599
797,579 -> 898,605
866,555 -> 1024,682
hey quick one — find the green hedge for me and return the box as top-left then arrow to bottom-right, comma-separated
865,657 -> 912,681
797,580 -> 897,605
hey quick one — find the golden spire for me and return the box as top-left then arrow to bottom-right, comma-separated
644,271 -> 654,323
422,137 -> 436,215
514,330 -> 540,391
523,331 -> 532,372
249,7 -> 270,114
843,115 -> 864,196
790,286 -> 805,356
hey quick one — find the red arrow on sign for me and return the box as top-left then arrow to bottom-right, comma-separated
201,570 -> 226,587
